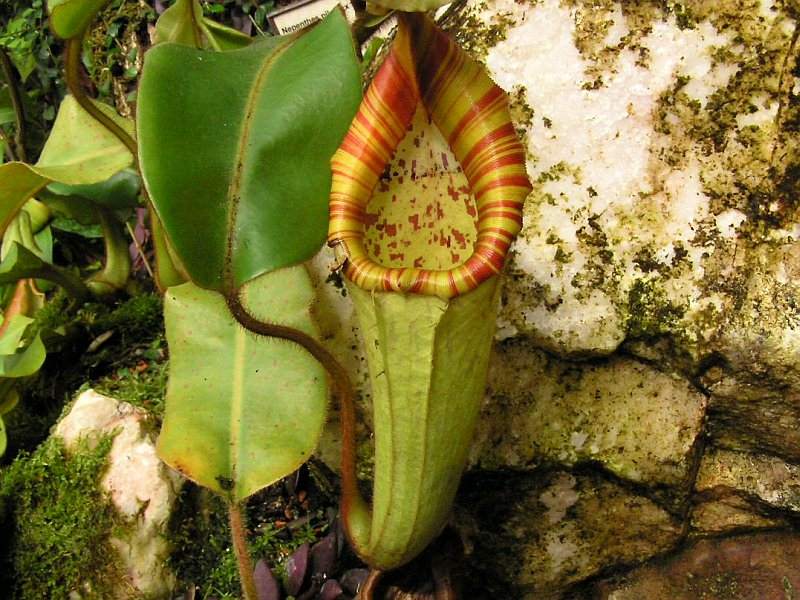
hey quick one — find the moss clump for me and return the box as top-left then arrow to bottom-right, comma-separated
626,279 -> 686,339
509,85 -> 535,140
82,292 -> 162,341
91,337 -> 168,421
442,1 -> 516,61
0,435 -> 121,599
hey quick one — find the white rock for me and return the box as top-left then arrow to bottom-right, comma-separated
55,389 -> 182,598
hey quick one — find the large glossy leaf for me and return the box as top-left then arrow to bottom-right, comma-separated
138,10 -> 361,292
0,96 -> 134,235
47,0 -> 111,39
154,0 -> 251,50
157,266 -> 327,501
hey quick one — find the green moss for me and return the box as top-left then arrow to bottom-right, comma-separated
554,246 -> 573,263
509,85 -> 535,140
443,1 -> 516,61
86,0 -> 156,115
83,293 -> 162,340
0,435 -> 121,599
91,342 -> 168,420
626,279 -> 686,339
565,0 -> 660,82
536,161 -> 576,184
648,0 -> 800,231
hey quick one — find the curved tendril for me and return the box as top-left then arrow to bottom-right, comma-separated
224,290 -> 367,542
64,35 -> 138,158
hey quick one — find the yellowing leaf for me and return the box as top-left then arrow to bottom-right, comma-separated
158,267 -> 327,501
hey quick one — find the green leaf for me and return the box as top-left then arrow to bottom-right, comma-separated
0,315 -> 35,355
0,315 -> 45,378
157,266 -> 327,501
0,95 -> 134,235
0,243 -> 89,300
367,0 -> 450,11
50,217 -> 103,238
47,169 -> 141,210
0,333 -> 45,377
345,278 -> 500,569
155,0 -> 252,50
47,0 -> 111,39
0,243 -> 51,284
203,18 -> 254,50
138,10 -> 361,291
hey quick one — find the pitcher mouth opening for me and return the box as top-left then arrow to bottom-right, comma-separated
327,13 -> 532,300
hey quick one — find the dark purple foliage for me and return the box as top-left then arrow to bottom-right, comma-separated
253,559 -> 281,600
318,579 -> 345,600
339,569 -> 369,596
285,542 -> 310,595
310,533 -> 337,578
296,582 -> 321,600
129,207 -> 151,273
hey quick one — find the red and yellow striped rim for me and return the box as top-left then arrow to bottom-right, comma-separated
327,13 -> 531,299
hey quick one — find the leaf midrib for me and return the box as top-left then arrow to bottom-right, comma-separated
222,35 -> 297,292
230,323 -> 247,493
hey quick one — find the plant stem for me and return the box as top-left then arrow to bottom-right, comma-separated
0,47 -> 26,162
64,36 -> 138,158
40,263 -> 91,303
86,208 -> 132,296
0,129 -> 17,162
228,501 -> 258,600
359,569 -> 383,600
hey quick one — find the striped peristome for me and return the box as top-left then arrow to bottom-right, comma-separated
327,13 -> 532,299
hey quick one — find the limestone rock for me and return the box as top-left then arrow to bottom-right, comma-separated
456,470 -> 682,599
55,389 -> 182,598
702,368 -> 800,463
594,532 -> 800,599
472,341 -> 706,492
470,0 -> 800,367
690,495 -> 788,536
695,448 -> 800,515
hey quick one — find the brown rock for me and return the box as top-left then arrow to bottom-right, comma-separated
594,532 -> 800,600
690,495 -> 788,536
473,342 -> 706,494
456,470 -> 682,599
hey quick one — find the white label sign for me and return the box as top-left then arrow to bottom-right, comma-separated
268,0 -> 355,36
